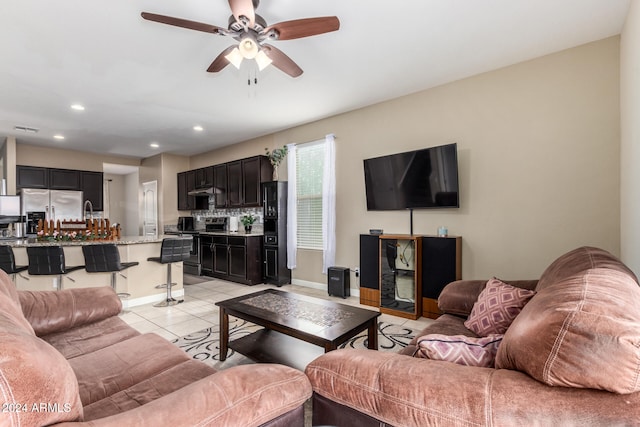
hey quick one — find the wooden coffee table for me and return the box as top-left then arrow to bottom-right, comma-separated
216,289 -> 380,370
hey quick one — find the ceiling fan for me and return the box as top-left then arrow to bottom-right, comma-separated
141,0 -> 340,78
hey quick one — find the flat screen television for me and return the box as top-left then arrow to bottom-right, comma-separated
363,143 -> 459,210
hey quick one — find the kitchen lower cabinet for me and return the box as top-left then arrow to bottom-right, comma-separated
202,234 -> 263,285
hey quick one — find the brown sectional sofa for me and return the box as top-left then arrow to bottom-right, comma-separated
306,246 -> 640,426
0,270 -> 311,427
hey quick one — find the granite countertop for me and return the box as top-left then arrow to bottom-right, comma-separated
198,231 -> 264,237
6,235 -> 170,247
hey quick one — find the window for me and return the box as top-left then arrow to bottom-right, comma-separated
295,141 -> 325,249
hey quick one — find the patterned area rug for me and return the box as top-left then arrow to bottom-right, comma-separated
172,318 -> 419,371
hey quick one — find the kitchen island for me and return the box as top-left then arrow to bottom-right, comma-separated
6,235 -> 186,308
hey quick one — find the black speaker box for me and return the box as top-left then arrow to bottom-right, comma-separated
328,267 -> 350,298
359,234 -> 380,290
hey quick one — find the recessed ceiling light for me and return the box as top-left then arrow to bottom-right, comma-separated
193,125 -> 204,132
150,142 -> 159,148
70,104 -> 85,111
53,135 -> 65,140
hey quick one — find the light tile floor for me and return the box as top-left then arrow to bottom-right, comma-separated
120,275 -> 435,340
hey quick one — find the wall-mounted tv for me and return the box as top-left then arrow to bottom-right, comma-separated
363,143 -> 459,210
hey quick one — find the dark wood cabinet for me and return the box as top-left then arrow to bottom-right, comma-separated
80,171 -> 104,211
243,156 -> 272,207
359,234 -> 462,319
213,236 -> 229,276
178,156 -> 271,210
214,164 -> 228,209
177,172 -> 188,211
16,166 -> 48,189
202,234 -> 263,285
49,168 -> 81,190
177,170 -> 208,211
228,237 -> 247,280
262,181 -> 290,286
195,166 -> 214,189
227,160 -> 243,207
200,236 -> 214,275
17,166 -> 104,211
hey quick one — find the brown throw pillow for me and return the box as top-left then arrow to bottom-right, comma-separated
464,278 -> 536,336
495,268 -> 640,394
414,334 -> 503,368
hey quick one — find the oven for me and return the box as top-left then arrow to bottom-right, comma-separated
184,234 -> 201,276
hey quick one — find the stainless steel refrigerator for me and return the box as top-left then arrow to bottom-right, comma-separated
20,188 -> 84,235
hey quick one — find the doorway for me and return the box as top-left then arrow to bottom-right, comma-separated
142,180 -> 158,236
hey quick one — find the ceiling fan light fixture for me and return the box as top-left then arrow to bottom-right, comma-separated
255,50 -> 272,70
238,37 -> 258,59
225,47 -> 244,69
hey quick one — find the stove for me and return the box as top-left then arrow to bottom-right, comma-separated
205,217 -> 228,232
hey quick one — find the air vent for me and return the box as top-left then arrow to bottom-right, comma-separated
14,125 -> 39,133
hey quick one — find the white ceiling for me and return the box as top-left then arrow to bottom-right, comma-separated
0,0 -> 631,160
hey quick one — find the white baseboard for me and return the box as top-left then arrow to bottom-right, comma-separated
290,278 -> 360,298
122,289 -> 185,308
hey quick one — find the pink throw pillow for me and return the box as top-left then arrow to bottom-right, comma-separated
414,334 -> 503,368
464,278 -> 536,336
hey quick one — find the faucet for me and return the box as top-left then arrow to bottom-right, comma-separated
83,200 -> 94,221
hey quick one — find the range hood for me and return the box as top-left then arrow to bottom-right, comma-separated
187,187 -> 214,196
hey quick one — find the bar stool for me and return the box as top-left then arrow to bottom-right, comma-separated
0,245 -> 29,283
148,237 -> 192,307
82,244 -> 138,299
26,246 -> 84,291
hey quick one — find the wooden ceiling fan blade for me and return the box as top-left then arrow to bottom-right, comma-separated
228,0 -> 255,28
262,44 -> 303,78
207,46 -> 236,72
264,16 -> 340,40
141,12 -> 224,34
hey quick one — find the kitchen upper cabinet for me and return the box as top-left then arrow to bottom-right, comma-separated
227,160 -> 243,208
195,166 -> 214,189
177,155 -> 272,210
16,166 -> 48,189
17,166 -> 103,210
49,168 -> 81,190
243,156 -> 272,207
214,164 -> 228,209
226,156 -> 273,208
80,171 -> 104,211
177,172 -> 188,211
177,170 -> 200,211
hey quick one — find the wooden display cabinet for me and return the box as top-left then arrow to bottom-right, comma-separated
378,234 -> 422,320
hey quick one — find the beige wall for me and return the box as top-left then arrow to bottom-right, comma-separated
621,1 -> 640,276
16,143 -> 139,171
193,36 -> 621,285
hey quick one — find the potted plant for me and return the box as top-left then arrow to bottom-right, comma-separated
240,214 -> 256,233
265,145 -> 288,180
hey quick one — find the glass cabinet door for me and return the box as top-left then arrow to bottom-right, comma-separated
380,238 -> 417,316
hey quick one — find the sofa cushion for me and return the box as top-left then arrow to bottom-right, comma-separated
415,334 -> 503,367
495,268 -> 640,394
42,315 -> 141,359
69,333 -> 192,405
83,359 -> 216,420
464,278 -> 536,336
19,286 -> 122,337
0,329 -> 83,425
536,246 -> 638,292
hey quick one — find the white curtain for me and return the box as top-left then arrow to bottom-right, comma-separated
286,143 -> 297,269
322,134 -> 336,274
